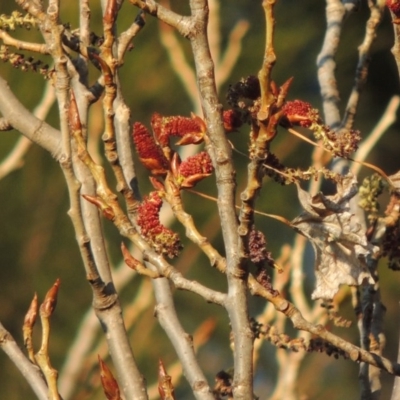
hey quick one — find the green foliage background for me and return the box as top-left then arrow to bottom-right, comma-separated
1,1 -> 400,399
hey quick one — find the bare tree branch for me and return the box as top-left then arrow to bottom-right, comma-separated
0,75 -> 62,158
189,1 -> 253,398
0,322 -> 48,400
317,0 -> 346,128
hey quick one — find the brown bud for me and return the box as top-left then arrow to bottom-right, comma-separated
68,90 -> 82,132
98,356 -> 121,400
121,242 -> 139,270
40,279 -> 60,318
158,359 -> 176,400
23,293 -> 38,329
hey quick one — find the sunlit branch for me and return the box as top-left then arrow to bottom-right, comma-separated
317,0 -> 345,128
341,1 -> 385,130
0,322 -> 48,400
0,29 -> 48,53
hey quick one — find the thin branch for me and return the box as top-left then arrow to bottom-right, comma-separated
147,318 -> 216,400
14,0 -> 46,21
317,0 -> 346,128
0,136 -> 32,180
208,0 -> 221,66
79,0 -> 91,48
0,79 -> 55,180
0,29 -> 48,53
0,322 -> 48,400
130,0 -> 194,37
117,11 -> 146,62
341,0 -> 385,130
152,278 -> 215,400
59,274 -> 153,400
158,18 -> 200,112
390,302 -> 400,400
0,75 -> 61,158
216,19 -> 249,87
247,275 -> 400,376
257,0 -> 277,121
351,95 -> 400,176
189,0 -> 253,397
389,8 -> 400,80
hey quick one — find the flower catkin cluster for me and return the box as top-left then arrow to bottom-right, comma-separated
179,151 -> 213,177
0,11 -> 38,30
133,114 -> 216,189
387,0 -> 400,17
263,324 -> 349,359
137,191 -> 182,258
358,174 -> 385,217
248,228 -> 272,265
132,122 -> 169,176
151,112 -> 206,146
0,45 -> 51,77
248,228 -> 278,294
281,100 -> 361,157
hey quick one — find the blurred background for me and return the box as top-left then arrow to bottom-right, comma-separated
0,1 -> 400,399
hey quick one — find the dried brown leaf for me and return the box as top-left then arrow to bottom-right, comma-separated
292,174 -> 377,300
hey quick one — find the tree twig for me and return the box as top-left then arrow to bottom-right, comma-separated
0,322 -> 48,400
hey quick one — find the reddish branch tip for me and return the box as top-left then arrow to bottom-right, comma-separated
132,122 -> 169,175
281,100 -> 321,128
387,0 -> 400,16
137,192 -> 182,258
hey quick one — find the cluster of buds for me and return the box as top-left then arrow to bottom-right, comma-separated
226,75 -> 261,125
247,228 -> 278,294
0,45 -> 51,77
222,109 -> 243,132
248,228 -> 273,266
213,370 -> 233,399
264,324 -> 307,352
132,114 -> 215,189
136,191 -> 182,258
151,112 -> 207,146
171,151 -> 213,188
308,337 -> 349,360
358,174 -> 385,217
264,153 -> 343,185
281,100 -> 361,157
132,122 -> 169,176
0,11 -> 38,30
